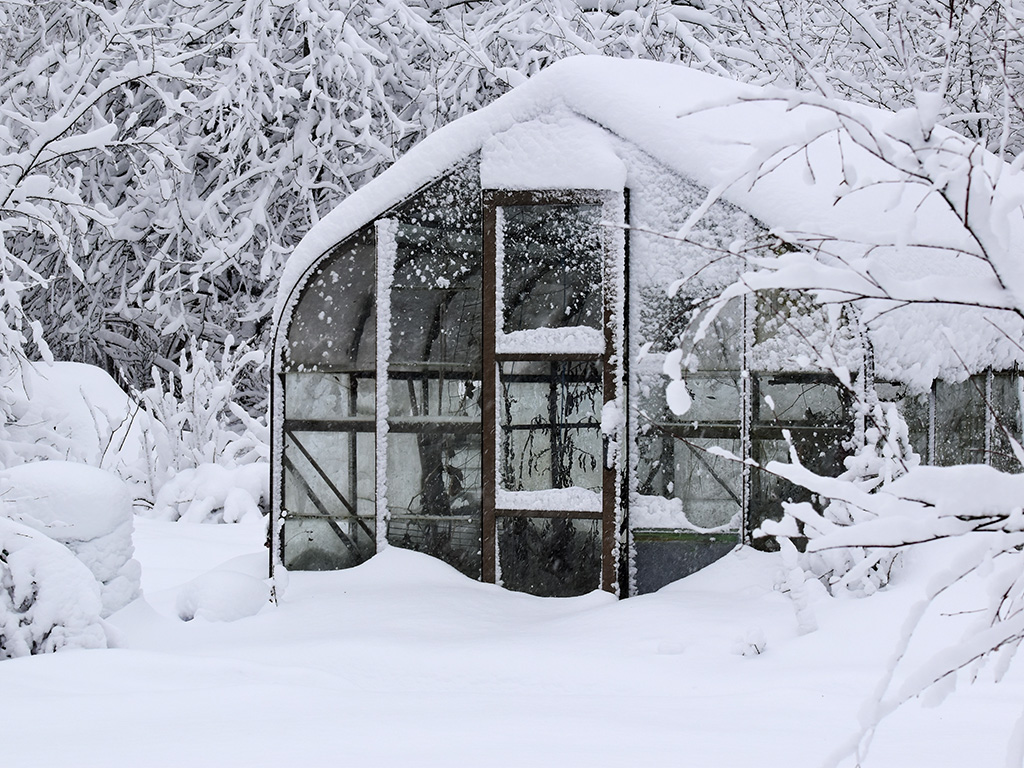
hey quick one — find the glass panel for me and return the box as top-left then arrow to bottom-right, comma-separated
750,427 -> 849,539
286,228 -> 375,370
497,516 -> 601,597
283,430 -> 374,516
391,227 -> 481,367
499,360 -> 602,493
390,157 -> 482,368
500,203 -> 602,333
638,372 -> 741,425
752,290 -> 859,372
282,429 -> 375,569
285,372 -> 373,420
636,435 -> 741,530
756,376 -> 847,426
676,297 -> 744,371
385,432 -> 482,579
381,157 -> 484,577
385,430 -> 481,581
935,377 -> 985,465
670,437 -> 739,529
282,517 -> 374,571
991,373 -> 1022,472
636,289 -> 697,355
387,375 -> 481,421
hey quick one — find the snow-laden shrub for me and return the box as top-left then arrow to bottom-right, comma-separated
2,461 -> 141,616
761,401 -> 919,596
154,463 -> 269,524
17,361 -> 145,472
138,336 -> 269,523
0,516 -> 108,658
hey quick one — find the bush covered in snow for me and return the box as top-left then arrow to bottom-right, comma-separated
154,463 -> 269,524
0,516 -> 108,659
2,461 -> 141,616
138,337 -> 269,524
761,401 -> 919,596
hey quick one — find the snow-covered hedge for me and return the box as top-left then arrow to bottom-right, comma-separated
0,516 -> 108,658
2,462 -> 141,616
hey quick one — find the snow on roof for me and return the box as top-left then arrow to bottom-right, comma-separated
276,56 -> 1024,381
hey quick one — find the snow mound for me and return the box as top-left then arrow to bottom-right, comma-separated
152,462 -> 269,523
176,570 -> 270,622
21,361 -> 143,468
0,516 -> 108,658
2,461 -> 141,616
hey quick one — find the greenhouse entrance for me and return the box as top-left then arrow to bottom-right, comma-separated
482,190 -> 625,596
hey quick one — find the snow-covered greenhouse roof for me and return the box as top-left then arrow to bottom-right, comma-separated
278,55 -> 1024,384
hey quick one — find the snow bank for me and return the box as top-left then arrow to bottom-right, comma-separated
176,570 -> 270,622
0,516 -> 108,658
2,461 -> 141,616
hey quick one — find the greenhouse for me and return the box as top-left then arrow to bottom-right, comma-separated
271,58 -> 1024,597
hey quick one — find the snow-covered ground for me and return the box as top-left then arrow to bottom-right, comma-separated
2,518 -> 1021,768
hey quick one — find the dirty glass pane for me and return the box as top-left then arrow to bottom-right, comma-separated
497,516 -> 601,596
499,360 -> 602,492
756,376 -> 848,426
285,372 -> 373,420
286,228 -> 375,370
501,204 -> 602,333
282,430 -> 375,569
387,375 -> 481,421
636,435 -> 741,530
386,431 -> 482,579
638,371 -> 741,424
934,377 -> 985,465
990,373 -> 1022,472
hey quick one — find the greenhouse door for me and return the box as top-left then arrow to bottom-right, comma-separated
481,190 -> 626,597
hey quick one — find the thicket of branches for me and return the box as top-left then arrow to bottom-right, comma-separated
2,0 -> 1022,417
